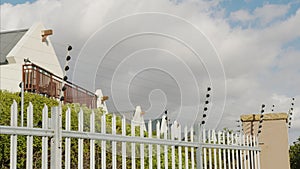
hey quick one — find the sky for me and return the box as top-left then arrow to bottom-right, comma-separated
1,0 -> 300,143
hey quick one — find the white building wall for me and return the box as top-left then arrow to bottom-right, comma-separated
0,23 -> 63,92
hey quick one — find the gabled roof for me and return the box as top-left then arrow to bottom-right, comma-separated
0,29 -> 28,65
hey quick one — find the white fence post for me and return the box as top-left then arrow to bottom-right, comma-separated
213,130 -> 217,169
101,113 -> 106,168
140,123 -> 145,169
112,114 -> 117,169
10,100 -> 18,169
65,108 -> 71,169
122,116 -> 126,169
50,106 -> 62,169
203,128 -> 207,169
191,126 -> 195,169
131,121 -> 136,169
42,104 -> 48,169
26,102 -> 33,169
148,120 -> 153,169
90,110 -> 95,169
171,123 -> 175,169
195,124 -> 202,169
78,109 -> 84,169
185,126 -> 189,169
156,121 -> 161,169
208,130 -> 212,169
164,126 -> 168,169
218,131 -> 222,169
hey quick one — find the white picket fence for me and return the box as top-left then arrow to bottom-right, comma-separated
0,101 -> 261,169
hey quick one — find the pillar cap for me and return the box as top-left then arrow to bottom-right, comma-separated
240,113 -> 288,122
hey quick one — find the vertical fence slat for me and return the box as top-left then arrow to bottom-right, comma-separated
213,130 -> 217,169
243,135 -> 247,169
218,131 -> 222,169
239,133 -> 243,169
185,126 -> 189,169
42,104 -> 48,169
191,127 -> 195,169
156,121 -> 161,169
101,113 -> 106,169
140,123 -> 145,169
231,133 -> 235,169
171,124 -> 175,169
235,134 -> 240,169
50,106 -> 62,169
227,132 -> 231,169
65,108 -> 71,169
122,116 -> 126,169
26,102 -> 33,169
90,110 -> 95,169
246,135 -> 251,169
148,120 -> 153,169
256,136 -> 261,169
78,109 -> 84,169
208,130 -> 212,169
164,127 -> 168,169
112,114 -> 117,169
131,121 -> 136,169
203,128 -> 207,169
10,100 -> 17,169
253,135 -> 258,169
222,131 -> 227,169
250,135 -> 254,169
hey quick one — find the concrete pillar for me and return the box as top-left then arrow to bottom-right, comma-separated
241,113 -> 290,169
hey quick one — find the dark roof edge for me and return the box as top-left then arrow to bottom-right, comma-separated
0,28 -> 29,34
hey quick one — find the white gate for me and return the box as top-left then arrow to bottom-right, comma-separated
0,100 -> 260,169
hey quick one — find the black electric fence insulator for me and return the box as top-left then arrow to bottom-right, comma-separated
203,114 -> 207,118
261,109 -> 264,113
63,76 -> 68,81
205,100 -> 209,104
204,107 -> 208,111
207,87 -> 211,91
66,55 -> 71,61
201,121 -> 205,125
206,94 -> 210,98
65,66 -> 70,71
262,104 -> 265,108
62,85 -> 67,91
67,45 -> 72,51
60,96 -> 64,101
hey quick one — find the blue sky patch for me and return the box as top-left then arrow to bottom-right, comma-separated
0,0 -> 36,5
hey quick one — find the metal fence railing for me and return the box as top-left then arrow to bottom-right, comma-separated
0,101 -> 261,169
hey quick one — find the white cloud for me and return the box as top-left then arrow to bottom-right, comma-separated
230,10 -> 254,22
229,3 -> 291,25
254,3 -> 290,24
